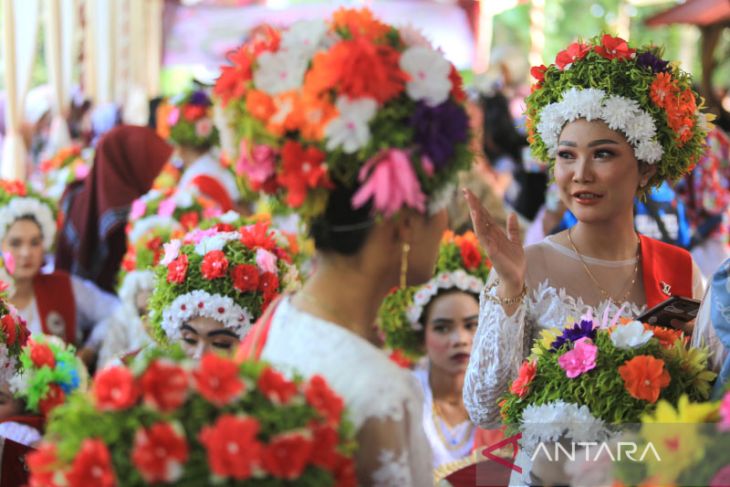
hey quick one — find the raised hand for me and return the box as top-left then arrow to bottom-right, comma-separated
463,188 -> 526,293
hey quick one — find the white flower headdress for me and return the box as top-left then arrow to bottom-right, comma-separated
0,197 -> 57,250
161,289 -> 253,340
406,269 -> 484,330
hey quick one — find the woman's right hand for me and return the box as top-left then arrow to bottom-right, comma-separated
463,188 -> 526,293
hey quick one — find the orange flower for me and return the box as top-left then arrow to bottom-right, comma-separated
266,91 -> 303,137
330,7 -> 391,42
510,361 -> 537,398
650,73 -> 677,108
441,230 -> 456,244
643,323 -> 686,349
619,355 -> 671,403
245,89 -> 275,122
298,92 -> 337,142
304,37 -> 407,105
449,64 -> 466,103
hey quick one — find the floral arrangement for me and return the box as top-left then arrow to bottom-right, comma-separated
148,223 -> 300,344
378,230 -> 490,358
127,187 -> 222,243
151,163 -> 182,191
214,8 -> 471,221
526,34 -> 710,187
38,145 -> 93,200
609,390 -> 730,486
500,316 -> 716,455
0,180 -> 58,251
9,335 -> 87,416
0,285 -> 29,384
167,89 -> 220,149
121,223 -> 184,280
28,348 -> 357,486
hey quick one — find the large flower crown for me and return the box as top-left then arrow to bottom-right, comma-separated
0,289 -> 30,385
38,144 -> 93,200
0,180 -> 58,251
526,34 -> 710,187
9,335 -> 87,416
120,221 -> 183,289
29,348 -> 356,485
167,88 -> 220,149
215,8 -> 471,221
148,223 -> 300,343
378,230 -> 490,358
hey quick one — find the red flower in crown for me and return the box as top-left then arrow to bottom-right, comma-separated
93,366 -> 139,411
27,442 -> 60,487
215,223 -> 236,232
259,272 -> 280,309
231,264 -> 260,293
258,367 -> 298,405
30,342 -> 56,368
65,439 -> 116,487
192,354 -> 245,406
179,211 -> 200,230
309,422 -> 340,469
555,42 -> 590,70
167,254 -> 189,284
460,240 -> 482,271
0,180 -> 27,196
201,250 -> 229,280
182,104 -> 206,122
140,360 -> 190,412
39,384 -> 66,417
240,222 -> 276,251
277,141 -> 329,208
199,415 -> 263,480
594,34 -> 635,61
131,422 -> 189,484
334,453 -> 358,487
305,375 -> 344,426
1,314 -> 19,346
530,65 -> 548,84
261,433 -> 313,480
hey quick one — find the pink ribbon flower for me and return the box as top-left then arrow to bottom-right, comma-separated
351,149 -> 426,218
558,337 -> 598,379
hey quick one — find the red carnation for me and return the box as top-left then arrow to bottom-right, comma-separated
530,64 -> 548,84
215,223 -> 236,232
182,104 -> 206,121
167,254 -> 189,284
140,360 -> 189,412
1,314 -> 18,346
93,366 -> 139,411
231,264 -> 260,292
179,211 -> 200,230
192,353 -> 245,406
594,34 -> 635,61
27,442 -> 60,487
555,42 -> 590,70
240,221 -> 276,251
132,422 -> 189,484
30,342 -> 56,368
334,453 -> 357,487
39,384 -> 66,416
262,433 -> 313,480
305,375 -> 344,426
201,250 -> 229,280
258,367 -> 298,405
310,422 -> 340,469
65,439 -> 116,487
259,272 -> 280,297
277,141 -> 329,208
460,240 -> 482,271
199,415 -> 263,480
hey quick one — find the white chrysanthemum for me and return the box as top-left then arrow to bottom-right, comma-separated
254,50 -> 309,95
324,96 -> 377,153
519,401 -> 608,456
399,46 -> 452,107
610,320 -> 654,349
634,139 -> 664,164
162,290 -> 253,340
0,197 -> 57,250
624,111 -> 657,144
600,96 -> 641,131
280,18 -> 328,57
536,104 -> 565,150
193,232 -> 240,255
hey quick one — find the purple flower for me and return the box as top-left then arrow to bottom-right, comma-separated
188,90 -> 212,106
636,51 -> 669,74
551,319 -> 597,351
410,100 -> 468,171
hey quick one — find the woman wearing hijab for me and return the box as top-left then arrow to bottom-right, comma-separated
55,125 -> 172,293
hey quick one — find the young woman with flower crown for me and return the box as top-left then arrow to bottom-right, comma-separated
220,9 -> 472,485
147,222 -> 299,360
462,35 -> 709,484
168,88 -> 240,211
378,231 -> 490,473
0,181 -> 119,367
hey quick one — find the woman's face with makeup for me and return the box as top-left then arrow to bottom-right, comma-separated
179,316 -> 239,360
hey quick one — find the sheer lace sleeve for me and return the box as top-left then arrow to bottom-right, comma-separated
464,273 -> 529,428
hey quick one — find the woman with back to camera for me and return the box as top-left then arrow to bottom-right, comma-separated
463,34 -> 708,483
228,9 -> 473,485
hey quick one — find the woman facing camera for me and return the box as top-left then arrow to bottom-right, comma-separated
0,181 -> 118,366
230,9 -> 472,485
379,231 -> 490,472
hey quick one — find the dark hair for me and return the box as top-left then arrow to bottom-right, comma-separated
480,92 -> 527,166
309,184 -> 374,256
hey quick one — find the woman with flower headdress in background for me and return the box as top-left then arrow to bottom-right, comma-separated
225,9 -> 472,485
378,230 -> 492,475
168,88 -> 240,212
462,35 -> 709,484
0,181 -> 119,367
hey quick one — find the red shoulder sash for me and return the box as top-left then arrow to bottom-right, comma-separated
639,234 -> 693,308
32,271 -> 77,344
189,174 -> 234,212
235,298 -> 282,362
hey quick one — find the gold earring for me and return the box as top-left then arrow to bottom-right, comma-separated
400,242 -> 411,289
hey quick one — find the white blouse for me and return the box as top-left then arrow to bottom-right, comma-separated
260,298 -> 433,487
